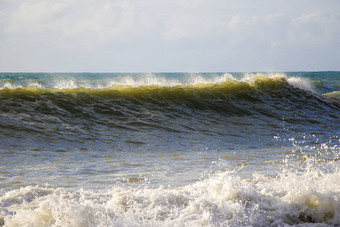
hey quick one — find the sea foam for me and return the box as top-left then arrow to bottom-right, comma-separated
0,73 -> 314,91
1,149 -> 339,227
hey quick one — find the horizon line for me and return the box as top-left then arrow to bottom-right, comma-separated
0,70 -> 339,74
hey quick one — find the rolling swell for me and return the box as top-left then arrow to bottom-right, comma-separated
0,75 -> 339,150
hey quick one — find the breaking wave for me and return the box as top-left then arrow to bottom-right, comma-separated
1,143 -> 339,226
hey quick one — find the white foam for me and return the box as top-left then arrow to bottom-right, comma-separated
187,73 -> 235,85
0,73 -> 316,93
27,82 -> 43,88
52,79 -> 78,89
242,72 -> 287,83
109,74 -> 183,87
0,81 -> 44,89
1,157 -> 339,226
287,77 -> 313,91
0,82 -> 21,89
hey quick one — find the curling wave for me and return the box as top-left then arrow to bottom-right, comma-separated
0,72 -> 339,150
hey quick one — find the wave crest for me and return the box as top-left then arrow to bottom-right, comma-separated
0,73 -> 312,91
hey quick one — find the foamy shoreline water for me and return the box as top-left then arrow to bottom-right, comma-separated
1,153 -> 339,226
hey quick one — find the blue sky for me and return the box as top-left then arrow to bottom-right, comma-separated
0,0 -> 339,72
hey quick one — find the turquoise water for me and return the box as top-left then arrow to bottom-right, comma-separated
0,72 -> 339,226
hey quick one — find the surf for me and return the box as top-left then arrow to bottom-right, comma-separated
0,72 -> 339,226
1,142 -> 339,226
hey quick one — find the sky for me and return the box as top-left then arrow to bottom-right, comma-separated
0,0 -> 339,72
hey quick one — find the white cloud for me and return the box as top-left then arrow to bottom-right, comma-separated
292,11 -> 322,24
161,14 -> 214,41
0,0 -> 339,71
264,13 -> 285,25
3,0 -> 140,44
4,1 -> 49,33
226,14 -> 242,31
289,10 -> 340,47
162,16 -> 193,40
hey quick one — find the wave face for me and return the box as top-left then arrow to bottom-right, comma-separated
0,72 -> 339,150
0,72 -> 340,226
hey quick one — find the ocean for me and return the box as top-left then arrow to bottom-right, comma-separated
0,72 -> 339,226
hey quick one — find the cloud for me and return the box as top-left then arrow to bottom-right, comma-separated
289,10 -> 340,47
0,0 -> 339,71
3,0 -> 140,45
4,1 -> 65,33
292,11 -> 322,24
226,14 -> 242,31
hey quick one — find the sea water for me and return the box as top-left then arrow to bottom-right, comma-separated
0,72 -> 339,226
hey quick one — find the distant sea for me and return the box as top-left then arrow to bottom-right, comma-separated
0,72 -> 339,226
